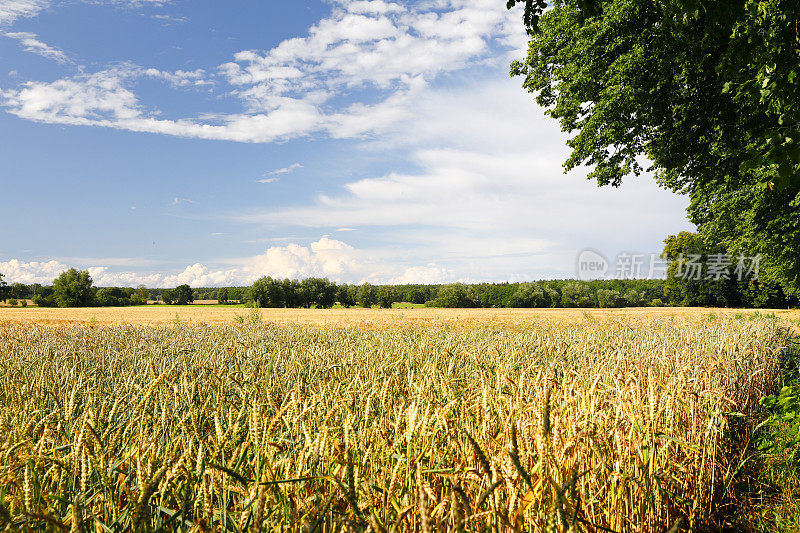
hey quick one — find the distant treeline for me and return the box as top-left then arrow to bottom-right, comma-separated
1,232 -> 796,309
3,276 -> 793,310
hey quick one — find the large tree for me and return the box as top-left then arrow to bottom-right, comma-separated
249,277 -> 286,307
356,283 -> 377,308
173,284 -> 194,305
53,268 -> 95,307
510,0 -> 800,295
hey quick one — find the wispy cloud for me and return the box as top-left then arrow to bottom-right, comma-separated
257,163 -> 303,183
172,197 -> 196,205
231,77 -> 693,281
150,13 -> 187,24
265,162 -> 302,176
4,31 -> 68,62
54,256 -> 161,267
0,0 -> 49,26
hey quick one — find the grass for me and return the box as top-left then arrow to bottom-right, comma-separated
0,314 -> 791,531
746,335 -> 800,531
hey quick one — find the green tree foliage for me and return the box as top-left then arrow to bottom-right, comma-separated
9,283 -> 27,300
356,283 -> 377,308
133,286 -> 149,305
511,0 -> 800,295
426,283 -> 479,308
249,277 -> 285,308
661,231 -> 788,307
94,287 -> 144,307
160,285 -> 193,305
173,284 -> 194,305
596,289 -> 625,308
337,284 -> 357,308
32,286 -> 56,307
300,278 -> 338,309
561,282 -> 596,308
376,286 -> 397,308
249,277 -> 338,308
217,287 -> 229,304
623,289 -> 648,307
96,288 -> 120,307
53,268 -> 95,307
508,282 -> 549,307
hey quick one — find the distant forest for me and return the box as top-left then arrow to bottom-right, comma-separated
1,275 -> 794,310
1,232 -> 796,309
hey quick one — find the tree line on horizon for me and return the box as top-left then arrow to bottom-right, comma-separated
1,233 -> 795,309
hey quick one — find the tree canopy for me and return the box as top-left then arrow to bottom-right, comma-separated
510,0 -> 800,295
53,268 -> 95,307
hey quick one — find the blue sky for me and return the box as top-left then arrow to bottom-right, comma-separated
0,0 -> 693,287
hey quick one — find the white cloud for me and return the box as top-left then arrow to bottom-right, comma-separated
0,0 -> 48,26
264,162 -> 302,176
0,238 -> 456,287
390,265 -> 452,284
342,0 -> 405,15
0,0 -> 174,27
159,263 -> 240,287
0,68 -> 330,143
172,197 -> 195,205
232,76 -> 694,281
220,0 -> 517,92
1,0 -> 524,142
4,31 -> 68,62
0,258 -> 68,284
142,67 -> 210,87
150,13 -> 187,24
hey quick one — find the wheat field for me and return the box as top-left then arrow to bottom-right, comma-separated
0,312 -> 792,531
1,304 -> 798,327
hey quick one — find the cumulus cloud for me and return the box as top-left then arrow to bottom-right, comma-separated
0,258 -> 69,284
4,31 -> 68,62
1,0 -> 524,142
0,238 -> 455,287
220,0 -> 517,92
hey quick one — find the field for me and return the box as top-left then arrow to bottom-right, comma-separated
1,304 -> 799,327
0,308 -> 796,531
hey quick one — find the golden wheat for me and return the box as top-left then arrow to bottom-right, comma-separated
0,314 -> 789,531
